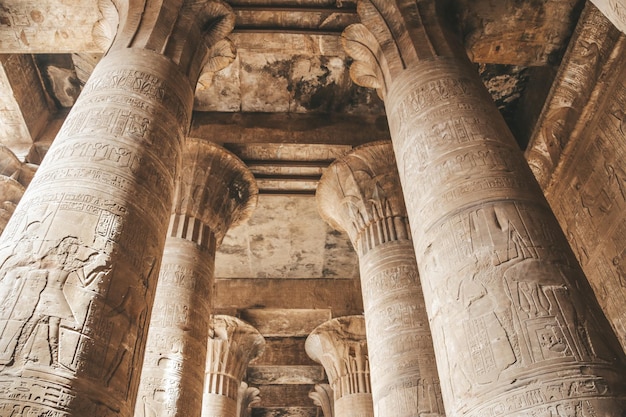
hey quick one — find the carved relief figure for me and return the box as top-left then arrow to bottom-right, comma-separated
0,236 -> 111,370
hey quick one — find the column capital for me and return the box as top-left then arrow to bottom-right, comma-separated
94,0 -> 236,84
169,138 -> 258,246
341,0 -> 462,99
305,315 -> 370,399
309,384 -> 334,417
237,382 -> 261,417
317,141 -> 410,255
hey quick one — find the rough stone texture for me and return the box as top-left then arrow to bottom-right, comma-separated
0,145 -> 37,233
202,315 -> 265,417
0,0 -> 234,414
305,316 -> 373,417
316,142 -> 444,417
456,0 -> 583,66
135,141 -> 257,417
344,1 -> 626,415
526,3 -> 623,189
590,0 -> 626,33
216,195 -> 358,279
0,55 -> 53,159
527,5 -> 626,352
308,384 -> 333,417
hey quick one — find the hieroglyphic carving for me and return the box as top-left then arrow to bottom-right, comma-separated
0,42 -> 199,416
305,316 -> 374,417
342,1 -> 626,415
202,315 -> 265,417
317,141 -> 444,417
590,0 -> 626,34
526,3 -> 624,189
135,141 -> 257,417
538,63 -> 626,352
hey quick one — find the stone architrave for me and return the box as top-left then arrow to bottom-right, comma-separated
309,384 -> 334,417
305,316 -> 373,417
316,141 -> 444,417
135,140 -> 257,417
0,1 -> 237,416
342,1 -> 626,415
317,141 -> 444,417
202,315 -> 265,417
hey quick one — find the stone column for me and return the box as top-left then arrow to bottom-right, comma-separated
317,141 -> 444,417
135,139 -> 257,417
342,1 -> 626,415
0,1 -> 236,416
305,316 -> 373,417
309,384 -> 334,417
237,382 -> 261,417
202,315 -> 265,417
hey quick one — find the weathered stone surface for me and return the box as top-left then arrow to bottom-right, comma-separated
0,1 -> 234,415
251,407 -> 318,417
214,278 -> 362,317
203,315 -> 265,417
253,338 -> 319,367
457,0 -> 582,66
0,55 -> 53,159
247,365 -> 324,385
590,0 -> 626,34
135,141 -> 257,417
317,141 -> 444,417
216,195 -> 358,279
527,11 -> 626,347
256,384 -> 318,408
305,316 -> 373,417
240,309 -> 331,338
344,1 -> 626,415
526,3 -> 623,189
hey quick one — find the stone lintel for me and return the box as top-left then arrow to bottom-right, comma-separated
240,309 -> 332,338
247,365 -> 325,385
190,112 -> 389,145
213,278 -> 363,317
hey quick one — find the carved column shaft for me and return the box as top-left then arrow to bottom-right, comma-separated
343,1 -> 626,415
136,140 -> 257,417
0,1 -> 236,414
0,46 -> 192,417
317,142 -> 444,417
202,315 -> 265,417
306,316 -> 373,417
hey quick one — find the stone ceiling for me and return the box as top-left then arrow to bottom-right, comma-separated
0,0 -> 587,415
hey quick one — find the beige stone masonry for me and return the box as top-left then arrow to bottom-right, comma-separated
202,315 -> 265,417
317,141 -> 444,417
305,316 -> 373,417
135,140 -> 257,417
342,1 -> 626,415
0,1 -> 236,415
